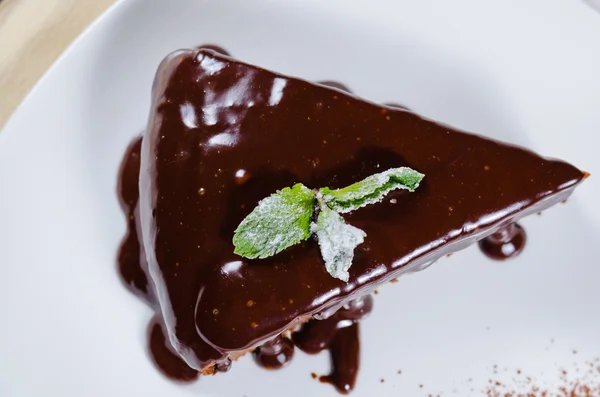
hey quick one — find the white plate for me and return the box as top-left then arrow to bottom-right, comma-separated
1,1 -> 600,396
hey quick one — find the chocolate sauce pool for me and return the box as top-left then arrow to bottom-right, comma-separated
117,45 -> 585,393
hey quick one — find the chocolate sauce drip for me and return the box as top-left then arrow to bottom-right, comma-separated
319,323 -> 360,394
478,223 -> 527,260
293,295 -> 373,393
341,295 -> 374,321
117,137 -> 154,305
253,335 -> 295,370
293,318 -> 343,354
119,138 -> 198,380
148,316 -> 200,382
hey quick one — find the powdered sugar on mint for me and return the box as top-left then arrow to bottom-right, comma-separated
315,201 -> 366,282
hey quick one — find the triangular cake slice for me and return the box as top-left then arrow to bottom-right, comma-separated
138,48 -> 586,373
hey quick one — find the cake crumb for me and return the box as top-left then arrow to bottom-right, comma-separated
311,372 -> 317,379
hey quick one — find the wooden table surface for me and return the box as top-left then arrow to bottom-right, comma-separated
0,0 -> 115,128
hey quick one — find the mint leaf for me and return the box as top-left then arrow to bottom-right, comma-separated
233,183 -> 315,259
319,167 -> 424,213
314,199 -> 366,282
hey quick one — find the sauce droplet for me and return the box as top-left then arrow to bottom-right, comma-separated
253,336 -> 295,370
479,223 -> 527,260
293,295 -> 373,393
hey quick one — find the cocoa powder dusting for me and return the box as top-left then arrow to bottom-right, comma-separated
484,358 -> 600,397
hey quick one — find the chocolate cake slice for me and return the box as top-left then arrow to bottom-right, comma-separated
135,48 -> 586,380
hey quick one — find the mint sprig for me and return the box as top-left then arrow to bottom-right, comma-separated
232,167 -> 424,281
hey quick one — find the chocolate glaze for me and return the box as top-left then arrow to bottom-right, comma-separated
253,335 -> 295,370
293,295 -> 372,393
117,46 -> 587,393
139,47 -> 585,370
479,223 -> 527,260
117,137 -> 154,305
119,140 -> 197,380
148,316 -> 200,382
293,295 -> 372,354
319,323 -> 360,394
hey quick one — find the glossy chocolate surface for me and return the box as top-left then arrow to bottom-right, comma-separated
479,223 -> 527,260
319,324 -> 360,394
293,295 -> 372,393
136,48 -> 585,371
252,336 -> 295,370
117,137 -> 154,306
148,316 -> 200,382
